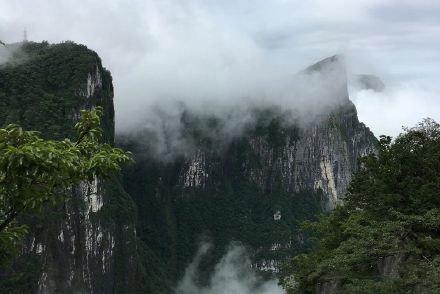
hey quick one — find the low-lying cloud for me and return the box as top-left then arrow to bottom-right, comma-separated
0,42 -> 25,67
117,56 -> 349,159
1,0 -> 439,138
351,81 -> 440,137
175,242 -> 283,294
0,44 -> 12,64
113,3 -> 350,135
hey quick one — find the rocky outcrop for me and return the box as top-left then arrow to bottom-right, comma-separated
120,55 -> 377,289
243,103 -> 375,210
0,42 -> 138,293
0,43 -> 378,293
378,254 -> 405,278
177,56 -> 376,210
316,280 -> 341,294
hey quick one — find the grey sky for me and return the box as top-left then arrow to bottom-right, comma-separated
1,0 -> 439,137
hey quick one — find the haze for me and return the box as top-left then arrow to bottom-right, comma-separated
1,0 -> 440,137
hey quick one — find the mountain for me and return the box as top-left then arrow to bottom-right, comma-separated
0,42 -> 140,293
119,56 -> 377,290
0,42 -> 377,293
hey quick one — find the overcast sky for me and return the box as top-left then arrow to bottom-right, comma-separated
1,0 -> 439,137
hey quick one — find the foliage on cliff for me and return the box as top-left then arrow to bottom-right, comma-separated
119,109 -> 335,290
280,119 -> 440,293
0,41 -> 140,294
0,41 -> 114,141
0,107 -> 132,268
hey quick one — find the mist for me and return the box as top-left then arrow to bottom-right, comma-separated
175,243 -> 283,294
0,42 -> 25,66
2,1 -> 440,139
117,54 -> 350,160
0,44 -> 12,64
114,6 -> 349,134
351,81 -> 440,137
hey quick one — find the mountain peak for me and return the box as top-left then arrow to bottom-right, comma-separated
303,54 -> 344,74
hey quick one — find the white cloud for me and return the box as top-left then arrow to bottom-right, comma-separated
175,242 -> 283,294
0,46 -> 11,64
351,82 -> 440,137
1,0 -> 439,137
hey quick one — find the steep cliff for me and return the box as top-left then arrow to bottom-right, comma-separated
119,55 -> 377,290
0,42 -> 139,293
0,42 -> 377,293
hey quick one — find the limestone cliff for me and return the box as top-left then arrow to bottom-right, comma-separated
0,42 -> 138,293
120,55 -> 377,290
0,43 -> 377,293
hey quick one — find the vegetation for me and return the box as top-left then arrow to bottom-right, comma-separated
0,41 -> 115,142
0,107 -> 132,268
0,41 -> 378,293
0,41 -> 142,293
280,119 -> 440,293
120,111 -> 323,291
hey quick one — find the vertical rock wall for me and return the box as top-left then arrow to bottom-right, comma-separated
0,42 -> 138,294
120,55 -> 377,288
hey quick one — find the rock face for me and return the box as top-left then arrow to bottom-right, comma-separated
177,102 -> 374,212
0,43 -> 377,293
0,42 -> 138,293
377,254 -> 405,278
243,103 -> 374,210
120,55 -> 377,291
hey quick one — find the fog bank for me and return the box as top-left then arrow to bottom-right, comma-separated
117,55 -> 350,160
175,243 -> 283,294
0,44 -> 12,64
2,1 -> 440,138
351,81 -> 440,137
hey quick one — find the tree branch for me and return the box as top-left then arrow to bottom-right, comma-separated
74,127 -> 91,147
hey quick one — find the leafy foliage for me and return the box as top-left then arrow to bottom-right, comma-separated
280,119 -> 440,293
0,107 -> 132,268
0,41 -> 140,293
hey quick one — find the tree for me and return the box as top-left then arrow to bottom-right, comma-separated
280,118 -> 440,293
0,107 -> 132,267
